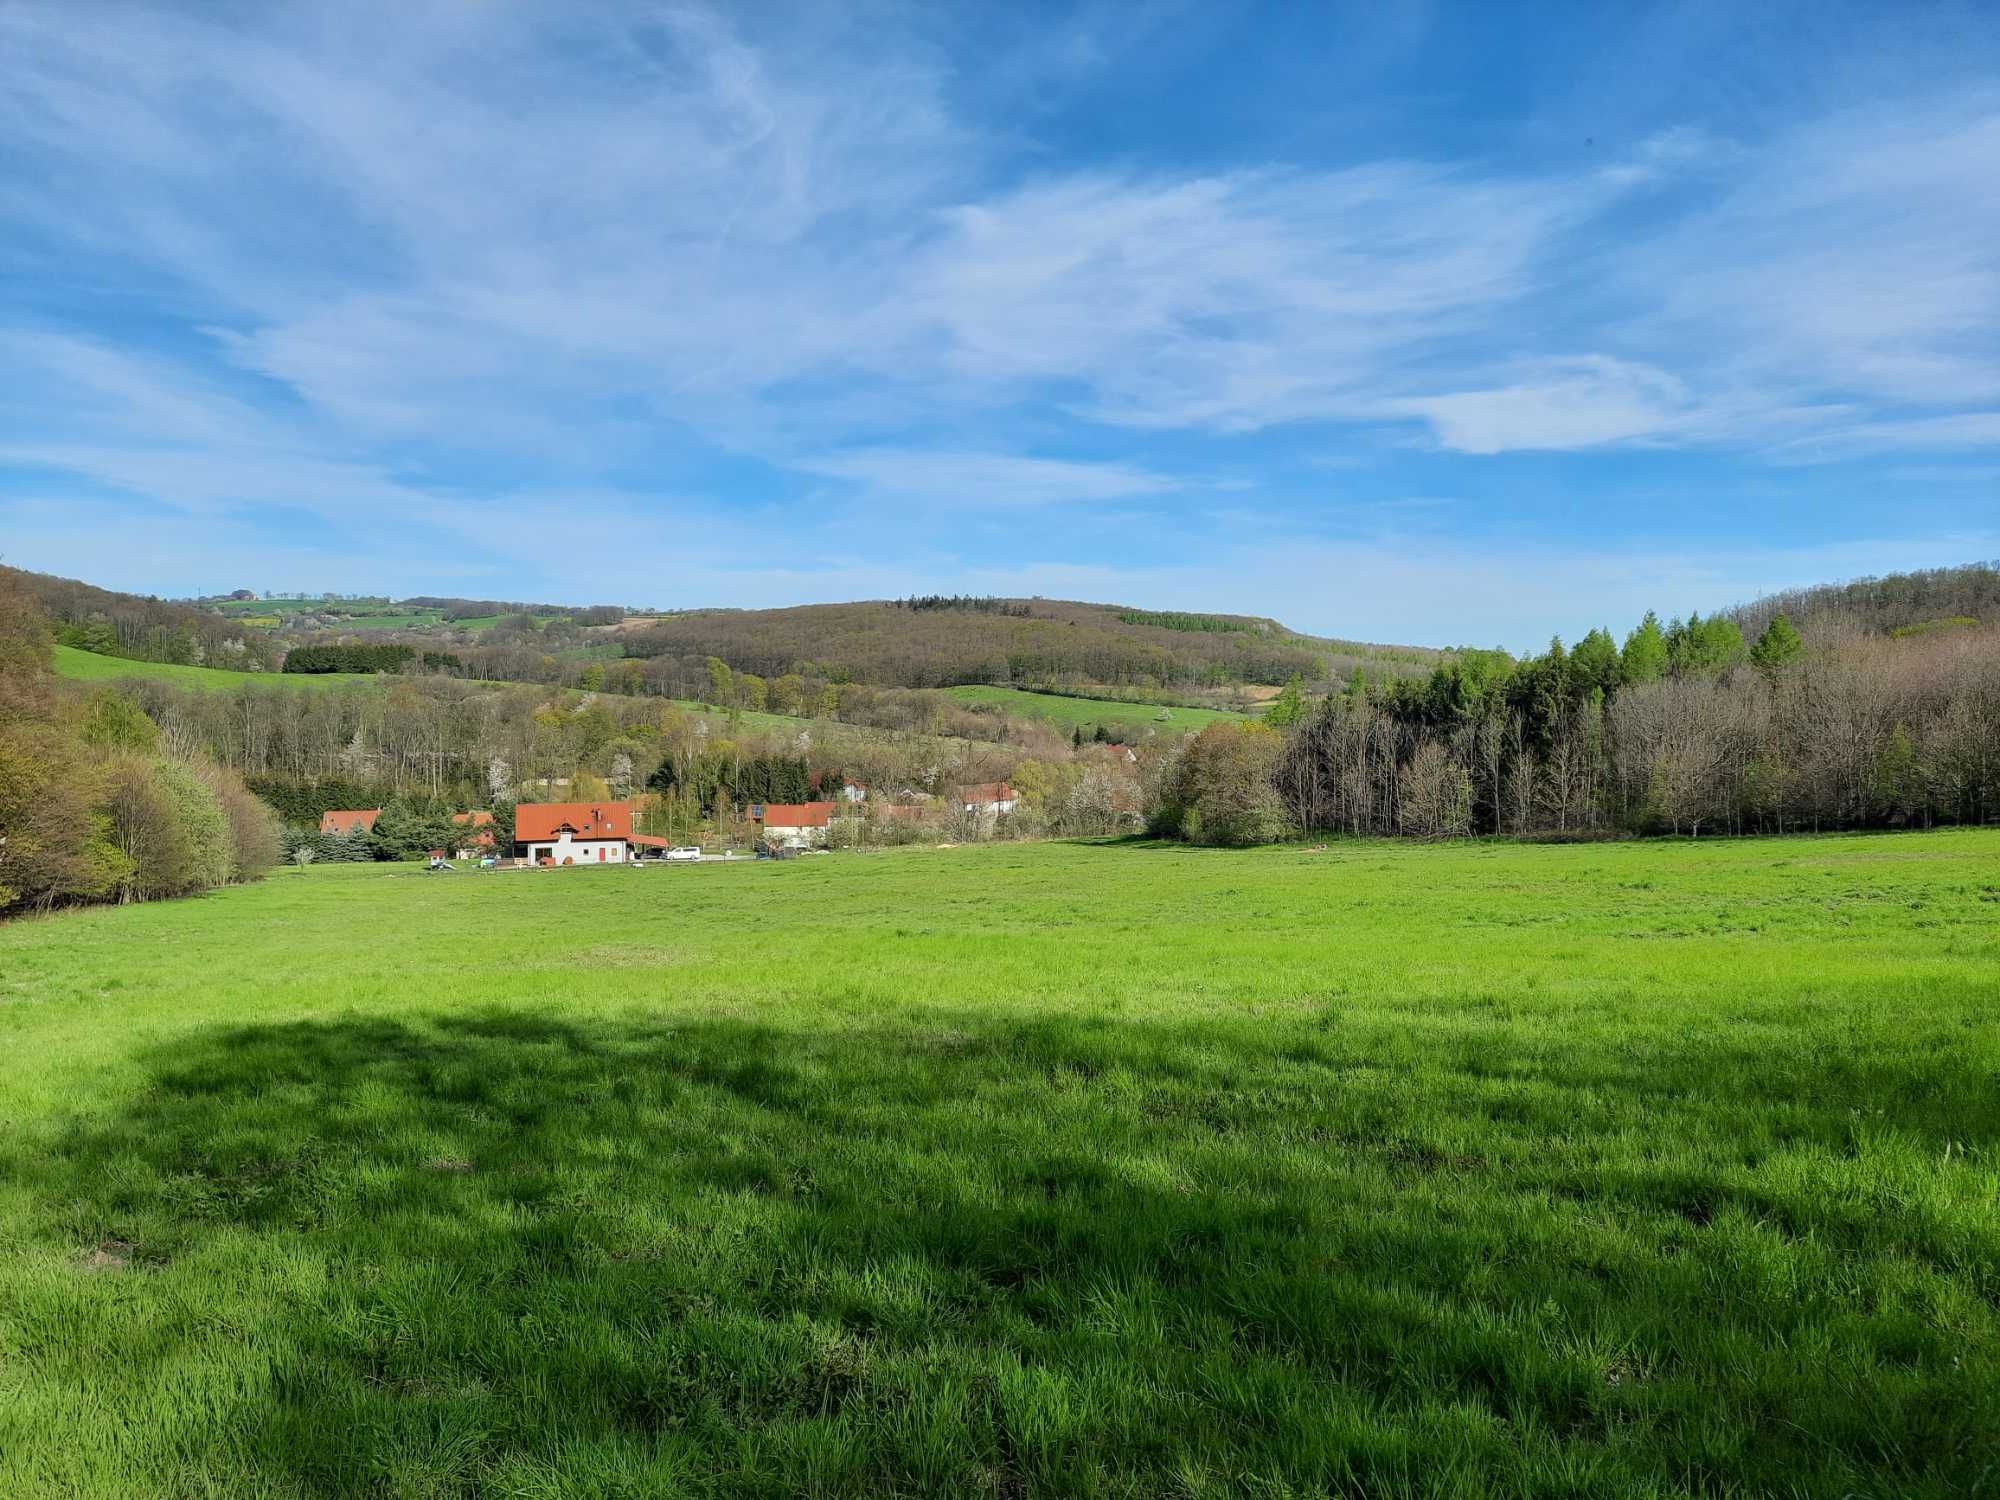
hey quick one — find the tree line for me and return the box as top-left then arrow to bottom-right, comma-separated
1114,609 -> 1264,634
6,563 -> 286,673
282,643 -> 465,675
0,578 -> 280,914
896,595 -> 1033,616
1146,569 -> 1999,844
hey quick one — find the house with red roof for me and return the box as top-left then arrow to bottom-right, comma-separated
951,781 -> 1019,826
513,800 -> 666,865
320,808 -> 381,837
450,810 -> 496,858
754,801 -> 836,847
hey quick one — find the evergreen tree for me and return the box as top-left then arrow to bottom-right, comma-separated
1620,612 -> 1668,684
1750,613 -> 1805,676
1570,628 -> 1623,698
1266,673 -> 1307,728
1666,613 -> 1747,677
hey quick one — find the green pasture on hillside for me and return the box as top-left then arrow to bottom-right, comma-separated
49,644 -> 375,690
946,683 -> 1251,734
1,831 -> 1994,1496
48,647 -> 961,749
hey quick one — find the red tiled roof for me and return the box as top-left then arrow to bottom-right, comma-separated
514,801 -> 638,842
320,808 -> 381,835
758,801 -> 834,828
956,782 -> 1016,805
629,834 -> 671,848
449,810 -> 495,846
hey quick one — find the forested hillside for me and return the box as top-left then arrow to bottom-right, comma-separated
616,597 -> 1438,693
1154,562 -> 2000,844
1732,563 -> 2000,641
2,564 -> 285,672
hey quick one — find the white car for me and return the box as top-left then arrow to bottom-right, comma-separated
664,846 -> 703,862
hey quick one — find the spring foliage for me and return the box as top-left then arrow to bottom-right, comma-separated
0,576 -> 278,913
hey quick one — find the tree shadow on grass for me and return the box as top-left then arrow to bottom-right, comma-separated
8,1009 -> 1995,1498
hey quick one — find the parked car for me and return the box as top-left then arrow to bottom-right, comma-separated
665,846 -> 702,862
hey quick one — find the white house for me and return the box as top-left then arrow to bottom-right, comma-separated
515,800 -> 663,864
756,801 -> 835,847
952,781 -> 1019,827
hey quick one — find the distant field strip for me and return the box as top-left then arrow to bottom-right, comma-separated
50,644 -> 374,689
946,683 -> 1251,731
1,830 -> 1994,1497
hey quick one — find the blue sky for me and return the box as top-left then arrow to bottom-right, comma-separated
1,0 -> 1995,651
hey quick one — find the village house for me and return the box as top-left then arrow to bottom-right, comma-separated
450,810 -> 496,860
952,782 -> 1019,826
320,808 -> 381,837
514,800 -> 668,865
755,801 -> 836,847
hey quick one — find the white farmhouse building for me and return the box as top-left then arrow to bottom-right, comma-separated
515,800 -> 664,864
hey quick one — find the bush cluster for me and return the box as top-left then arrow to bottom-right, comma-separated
1,581 -> 280,913
278,643 -> 466,676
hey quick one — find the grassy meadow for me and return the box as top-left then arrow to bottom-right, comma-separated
1,833 -> 1995,1497
50,644 -> 376,690
944,684 -> 1251,734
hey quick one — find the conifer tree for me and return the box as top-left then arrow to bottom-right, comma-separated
1750,613 -> 1805,675
1620,612 -> 1668,684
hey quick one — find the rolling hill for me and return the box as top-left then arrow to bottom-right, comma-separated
614,597 -> 1439,694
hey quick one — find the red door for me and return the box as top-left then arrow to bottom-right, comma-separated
597,847 -> 605,862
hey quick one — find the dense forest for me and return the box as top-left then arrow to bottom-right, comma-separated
0,575 -> 280,914
617,598 -> 1437,692
282,643 -> 464,675
1152,564 -> 2000,844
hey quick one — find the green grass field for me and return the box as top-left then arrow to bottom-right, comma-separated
2,833 -> 1995,1497
49,644 -> 375,689
945,684 -> 1250,734
48,648 -> 964,748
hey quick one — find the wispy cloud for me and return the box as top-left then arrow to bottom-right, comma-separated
797,450 -> 1181,508
0,2 -> 1994,634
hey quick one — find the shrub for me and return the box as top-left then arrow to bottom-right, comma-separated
197,762 -> 282,882
105,759 -> 198,901
1151,722 -> 1291,846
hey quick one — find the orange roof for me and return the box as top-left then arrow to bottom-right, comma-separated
758,801 -> 834,828
320,808 -> 381,835
450,810 -> 496,847
514,801 -> 638,842
957,782 -> 1016,805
